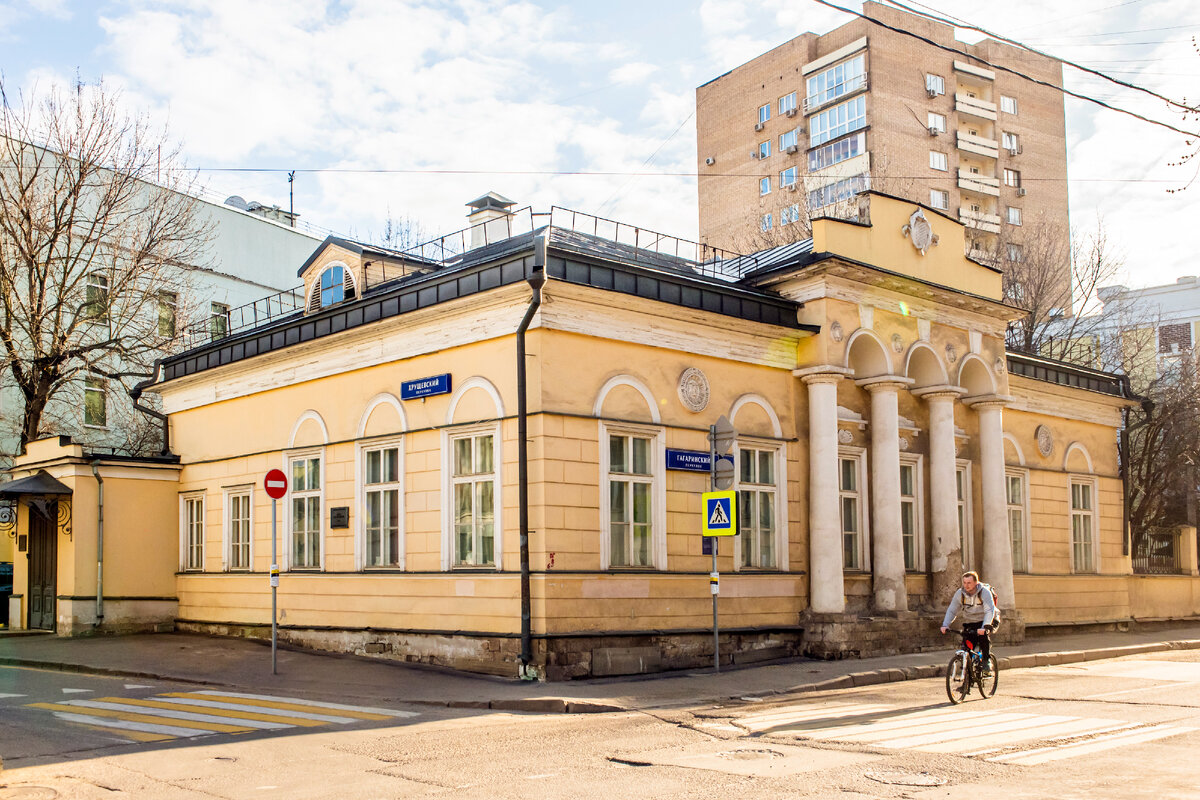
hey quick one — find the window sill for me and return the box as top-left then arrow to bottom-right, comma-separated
83,424 -> 109,431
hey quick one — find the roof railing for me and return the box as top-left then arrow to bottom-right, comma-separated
177,285 -> 305,348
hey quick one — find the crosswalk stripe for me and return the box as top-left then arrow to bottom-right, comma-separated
771,707 -> 991,740
47,710 -> 223,738
0,693 -> 26,700
190,690 -> 417,718
989,724 -> 1197,765
78,722 -> 174,743
742,704 -> 893,731
60,700 -> 295,730
155,695 -> 367,724
96,697 -> 330,727
875,714 -> 1060,749
941,718 -> 1127,755
29,702 -> 255,734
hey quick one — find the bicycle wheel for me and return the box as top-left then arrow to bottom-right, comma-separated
945,653 -> 970,704
977,654 -> 999,698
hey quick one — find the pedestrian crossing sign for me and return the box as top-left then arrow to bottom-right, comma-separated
702,490 -> 737,537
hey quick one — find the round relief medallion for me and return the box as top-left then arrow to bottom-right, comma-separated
830,320 -> 844,342
1036,425 -> 1054,457
677,367 -> 710,413
837,429 -> 853,444
899,437 -> 910,451
945,343 -> 957,363
891,333 -> 904,353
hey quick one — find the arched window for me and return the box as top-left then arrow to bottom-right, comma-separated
320,266 -> 345,307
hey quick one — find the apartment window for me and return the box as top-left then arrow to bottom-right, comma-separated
364,445 -> 402,568
758,140 -> 771,159
158,291 -> 177,337
607,431 -> 654,568
808,131 -> 865,172
1004,169 -> 1021,187
809,95 -> 867,147
779,91 -> 797,115
452,431 -> 497,567
957,463 -> 973,569
83,377 -> 107,428
210,302 -> 230,340
1007,243 -> 1024,263
1002,132 -> 1020,152
760,213 -> 773,232
759,176 -> 771,196
1006,471 -> 1029,573
808,173 -> 870,211
930,189 -> 949,210
781,203 -> 801,225
289,454 -> 322,569
1007,206 -> 1022,226
737,446 -> 779,569
1000,95 -> 1018,115
226,489 -> 252,571
86,272 -> 109,322
925,73 -> 945,95
320,265 -> 345,307
900,456 -> 924,571
780,166 -> 798,187
1070,479 -> 1098,572
839,451 -> 867,570
779,129 -> 798,151
758,103 -> 771,124
806,54 -> 866,111
181,493 -> 205,572
928,112 -> 946,133
929,151 -> 948,171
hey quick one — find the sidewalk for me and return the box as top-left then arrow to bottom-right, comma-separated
3,624 -> 1200,713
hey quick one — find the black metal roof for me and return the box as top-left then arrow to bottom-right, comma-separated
0,470 -> 71,496
1006,351 -> 1130,398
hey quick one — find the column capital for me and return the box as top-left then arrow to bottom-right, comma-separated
963,393 -> 1014,410
854,374 -> 914,393
794,364 -> 854,384
912,384 -> 967,402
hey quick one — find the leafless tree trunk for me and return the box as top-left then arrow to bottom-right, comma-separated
0,78 -> 209,453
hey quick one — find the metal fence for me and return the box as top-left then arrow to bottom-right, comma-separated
1133,529 -> 1184,574
176,285 -> 305,349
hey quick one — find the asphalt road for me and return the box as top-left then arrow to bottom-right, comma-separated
2,650 -> 1199,798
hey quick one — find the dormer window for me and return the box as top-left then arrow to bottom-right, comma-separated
308,263 -> 357,312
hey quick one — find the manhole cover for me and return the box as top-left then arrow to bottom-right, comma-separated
718,749 -> 783,761
0,788 -> 60,800
865,770 -> 947,787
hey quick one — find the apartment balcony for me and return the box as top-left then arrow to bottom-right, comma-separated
956,131 -> 999,159
959,207 -> 1002,234
958,169 -> 1000,197
803,75 -> 869,115
955,93 -> 997,121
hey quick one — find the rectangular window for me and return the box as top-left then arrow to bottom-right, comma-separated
1000,95 -> 1017,114
210,302 -> 230,340
227,491 -> 251,571
758,140 -> 771,159
1006,471 -> 1028,573
957,463 -> 973,569
1007,206 -> 1022,225
289,455 -> 321,568
738,447 -> 778,569
365,446 -> 402,567
808,173 -> 870,211
1070,480 -> 1096,572
758,103 -> 771,124
927,112 -> 946,133
86,272 -> 109,322
929,151 -> 948,171
806,54 -> 867,111
182,494 -> 204,572
158,291 -> 177,337
781,203 -> 801,225
808,131 -> 865,172
780,166 -> 798,187
452,432 -> 497,567
900,458 -> 923,571
1007,243 -> 1024,263
779,129 -> 798,151
760,213 -> 773,232
84,377 -> 107,427
839,452 -> 866,570
760,176 -> 771,196
607,432 -> 654,568
925,73 -> 945,95
930,189 -> 949,210
1002,131 -> 1020,151
809,95 -> 867,147
779,92 -> 797,114
1004,168 -> 1021,187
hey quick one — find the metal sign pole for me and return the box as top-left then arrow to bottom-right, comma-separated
271,498 -> 278,676
710,424 -> 719,674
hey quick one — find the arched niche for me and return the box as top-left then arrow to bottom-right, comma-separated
905,342 -> 949,389
357,393 -> 406,438
289,410 -> 329,448
846,328 -> 892,379
446,377 -> 505,425
594,375 -> 660,423
958,354 -> 996,397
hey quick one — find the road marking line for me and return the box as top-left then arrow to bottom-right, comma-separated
29,702 -> 254,734
75,722 -> 174,743
62,700 -> 295,730
947,718 -> 1125,755
0,693 -> 27,699
190,690 -> 418,718
99,697 -> 329,727
1082,681 -> 1200,700
966,722 -> 1141,756
777,708 -> 999,740
990,724 -> 1196,765
876,714 -> 1065,749
124,684 -> 155,690
61,688 -> 92,694
156,695 -> 367,724
741,704 -> 894,730
47,710 -> 210,738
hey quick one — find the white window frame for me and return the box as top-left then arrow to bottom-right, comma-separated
599,421 -> 666,571
838,447 -> 870,572
760,176 -> 771,196
1000,95 -> 1017,114
957,460 -> 974,571
1069,476 -> 1100,574
179,491 -> 205,572
779,91 -> 797,114
929,151 -> 948,171
356,436 -> 405,570
222,485 -> 254,572
930,189 -> 949,210
925,73 -> 945,95
927,112 -> 946,133
780,166 -> 798,187
758,140 -> 771,159
1004,168 -> 1021,187
284,447 -> 325,571
1007,206 -> 1022,226
806,54 -> 867,111
733,439 -> 787,571
210,301 -> 231,339
782,203 -> 801,225
779,129 -> 798,150
758,103 -> 771,124
442,423 -> 503,570
760,213 -> 772,232
1005,467 -> 1031,574
1002,131 -> 1019,150
1007,243 -> 1024,263
809,95 -> 867,147
83,377 -> 107,429
899,454 -> 925,572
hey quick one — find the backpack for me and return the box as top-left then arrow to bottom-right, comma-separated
980,583 -> 1001,621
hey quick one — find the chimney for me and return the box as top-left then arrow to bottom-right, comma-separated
465,191 -> 516,249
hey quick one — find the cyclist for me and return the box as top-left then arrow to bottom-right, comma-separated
940,570 -> 998,675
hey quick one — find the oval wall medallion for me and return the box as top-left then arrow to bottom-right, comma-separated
891,333 -> 904,353
899,437 -> 910,451
1036,424 -> 1054,457
945,343 -> 957,363
830,321 -> 844,342
677,367 -> 711,413
837,429 -> 853,444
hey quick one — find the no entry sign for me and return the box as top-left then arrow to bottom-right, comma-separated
264,469 -> 288,499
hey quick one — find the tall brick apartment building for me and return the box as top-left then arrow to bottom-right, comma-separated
696,1 -> 1069,265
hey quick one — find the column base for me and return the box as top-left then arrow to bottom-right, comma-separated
800,610 -> 1026,660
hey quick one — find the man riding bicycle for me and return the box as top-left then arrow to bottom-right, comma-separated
940,571 -> 999,675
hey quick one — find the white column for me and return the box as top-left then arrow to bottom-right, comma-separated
859,376 -> 911,612
971,398 -> 1016,607
800,371 -> 846,614
914,386 -> 966,605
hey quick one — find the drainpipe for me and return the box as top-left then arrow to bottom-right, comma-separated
91,460 -> 104,626
129,359 -> 172,456
516,232 -> 547,680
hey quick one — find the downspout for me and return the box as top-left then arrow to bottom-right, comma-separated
516,232 -> 547,680
129,358 -> 171,456
91,460 -> 104,626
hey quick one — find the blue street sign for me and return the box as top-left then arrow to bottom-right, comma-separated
666,448 -> 712,472
702,491 -> 737,537
400,373 -> 452,400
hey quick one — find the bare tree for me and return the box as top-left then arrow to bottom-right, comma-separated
380,212 -> 430,252
0,79 -> 209,452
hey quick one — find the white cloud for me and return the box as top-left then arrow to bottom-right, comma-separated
609,61 -> 658,85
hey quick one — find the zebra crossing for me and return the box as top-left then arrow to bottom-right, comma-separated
734,701 -> 1196,765
29,689 -> 419,743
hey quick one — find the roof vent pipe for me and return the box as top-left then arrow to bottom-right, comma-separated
466,191 -> 517,249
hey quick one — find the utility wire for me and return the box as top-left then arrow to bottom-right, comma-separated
810,0 -> 1200,137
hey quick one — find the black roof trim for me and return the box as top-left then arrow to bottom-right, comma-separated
0,469 -> 71,496
295,235 -> 414,278
1006,350 -> 1129,398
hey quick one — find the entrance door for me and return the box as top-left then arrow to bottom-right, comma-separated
27,502 -> 57,631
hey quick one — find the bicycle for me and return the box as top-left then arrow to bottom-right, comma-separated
944,628 -> 999,704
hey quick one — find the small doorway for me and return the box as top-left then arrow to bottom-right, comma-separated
27,501 -> 57,631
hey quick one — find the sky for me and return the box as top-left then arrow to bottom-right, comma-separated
1,0 -> 1199,290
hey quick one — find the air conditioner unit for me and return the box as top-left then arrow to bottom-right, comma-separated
754,122 -> 765,131
705,156 -> 715,166
785,184 -> 798,192
1017,187 -> 1027,196
926,88 -> 938,98
750,152 -> 759,160
785,108 -> 798,117
928,126 -> 940,137
785,144 -> 799,154
1007,147 -> 1019,156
